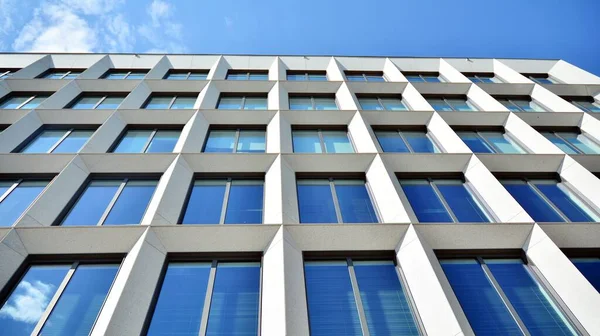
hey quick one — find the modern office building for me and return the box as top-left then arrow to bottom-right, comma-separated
0,53 -> 599,335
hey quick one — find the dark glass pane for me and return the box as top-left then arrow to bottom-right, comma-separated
542,133 -> 578,154
559,133 -> 600,154
286,74 -> 306,81
113,130 -> 152,153
447,99 -> 476,111
21,130 -> 66,153
0,265 -> 70,336
25,95 -> 49,107
39,264 -> 119,336
224,181 -> 263,224
226,73 -> 247,80
572,258 -> 600,292
0,181 -> 48,227
0,96 -> 29,109
182,181 -> 226,224
535,183 -> 599,222
146,130 -> 179,153
441,260 -> 522,335
458,132 -> 495,153
423,76 -> 441,83
487,259 -> 577,336
314,98 -> 337,110
346,75 -> 365,82
206,262 -> 260,336
52,130 -> 93,153
498,100 -> 522,112
354,261 -> 419,335
61,180 -> 121,226
71,96 -> 101,109
334,180 -> 378,223
365,75 -> 385,82
147,263 -> 211,336
322,131 -> 353,153
204,130 -> 236,153
188,73 -> 208,80
380,98 -> 407,111
403,132 -> 439,153
297,181 -> 338,223
44,72 -> 68,79
292,130 -> 322,153
126,72 -> 147,79
236,130 -> 265,153
437,183 -> 490,222
165,73 -> 187,80
103,180 -> 157,225
96,97 -> 124,109
503,183 -> 565,222
308,73 -> 327,81
376,131 -> 409,153
401,181 -> 453,223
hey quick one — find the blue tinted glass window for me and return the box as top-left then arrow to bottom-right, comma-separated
574,101 -> 600,113
503,182 -> 565,222
224,181 -> 263,224
499,100 -> 522,112
458,132 -> 495,153
103,180 -> 157,225
71,96 -> 101,109
512,99 -> 545,112
376,131 -> 409,153
21,130 -> 66,153
314,97 -> 337,110
427,98 -> 453,111
165,73 -> 187,80
334,180 -> 378,223
346,75 -> 365,81
147,263 -> 211,336
292,130 -> 322,153
104,72 -> 127,79
126,72 -> 147,79
400,181 -> 453,223
354,261 -> 419,335
206,262 -> 261,336
145,97 -> 173,109
289,97 -> 313,110
542,133 -> 578,154
146,130 -> 179,153
358,98 -> 383,110
21,95 -> 48,109
482,132 -> 526,154
572,258 -> 600,292
113,130 -> 153,153
182,180 -> 226,224
381,98 -> 407,111
308,73 -> 327,81
63,71 -> 81,79
43,71 -> 69,79
405,75 -> 424,83
218,97 -> 243,109
61,180 -> 121,226
226,73 -> 248,80
441,259 -> 523,335
534,182 -> 599,222
204,130 -> 236,153
403,131 -> 439,153
559,133 -> 600,154
236,130 -> 265,153
447,99 -> 477,111
0,181 -> 48,227
322,131 -> 353,153
96,96 -> 124,109
188,73 -> 208,80
52,130 -> 93,153
297,180 -> 338,223
305,261 -> 362,336
287,73 -> 306,81
40,264 -> 119,336
436,182 -> 490,222
487,259 -> 577,336
0,96 -> 30,109
0,265 -> 70,335
248,73 -> 268,80
423,76 -> 441,83
243,97 -> 267,110
365,75 -> 385,82
171,96 -> 196,109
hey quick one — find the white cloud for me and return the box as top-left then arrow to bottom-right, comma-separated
0,280 -> 55,323
104,13 -> 135,52
148,0 -> 170,26
0,0 -> 17,34
62,0 -> 123,15
138,0 -> 186,53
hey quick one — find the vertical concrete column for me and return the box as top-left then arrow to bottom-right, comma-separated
268,82 -> 284,111
80,112 -> 127,153
579,113 -> 600,144
78,55 -> 112,79
325,57 -> 345,81
0,230 -> 27,290
383,58 -> 407,82
208,56 -> 230,80
10,54 -> 52,79
504,113 -> 563,154
91,228 -> 167,336
396,225 -> 473,336
427,113 -> 471,153
37,80 -> 82,109
439,59 -> 471,83
466,84 -> 508,111
196,81 -> 220,109
559,156 -> 600,210
261,226 -> 309,336
143,155 -> 193,225
531,85 -> 581,112
175,111 -> 209,153
268,57 -> 284,81
348,112 -> 377,153
336,82 -> 359,110
524,225 -> 600,334
145,56 -> 171,79
264,156 -> 299,224
493,59 -> 532,84
266,112 -> 288,154
402,84 -> 433,110
549,60 -> 600,84
463,156 -> 533,223
15,156 -> 90,227
118,82 -> 152,109
366,155 -> 411,223
0,111 -> 42,153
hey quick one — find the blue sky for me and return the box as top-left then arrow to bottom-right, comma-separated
1,0 -> 599,75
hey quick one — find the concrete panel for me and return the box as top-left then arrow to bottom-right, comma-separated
348,112 -> 378,153
144,55 -> 171,79
79,112 -> 126,153
382,153 -> 472,173
439,59 -> 471,83
383,58 -> 407,82
79,153 -> 176,173
504,112 -> 564,154
559,156 -> 600,213
466,84 -> 509,111
539,224 -> 600,248
549,60 -> 600,85
336,82 -> 360,110
77,55 -> 112,79
427,112 -> 471,153
325,57 -> 345,81
366,155 -> 411,223
0,154 -> 72,173
175,111 -> 209,153
531,85 -> 581,112
10,55 -> 52,79
416,223 -> 534,249
0,230 -> 27,290
493,59 -> 532,84
287,224 -> 409,250
182,153 -> 277,173
476,153 -> 565,173
282,153 -> 376,173
0,110 -> 42,153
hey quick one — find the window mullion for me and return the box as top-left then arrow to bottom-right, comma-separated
554,133 -> 582,154
168,96 -> 177,109
346,258 -> 371,336
198,260 -> 218,336
219,179 -> 232,224
16,95 -> 36,109
30,262 -> 79,336
142,129 -> 158,153
393,263 -> 427,335
241,96 -> 246,110
94,96 -> 107,109
478,132 -> 500,153
97,179 -> 128,225
377,97 -> 385,110
311,96 -> 315,110
0,180 -> 22,203
398,131 -> 414,153
317,129 -> 327,153
233,129 -> 241,153
329,179 -> 344,224
430,181 -> 459,222
48,129 -> 73,153
527,181 -> 571,222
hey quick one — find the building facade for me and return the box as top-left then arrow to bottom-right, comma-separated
0,53 -> 599,335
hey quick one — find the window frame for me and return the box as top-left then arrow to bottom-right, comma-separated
225,70 -> 269,80
102,69 -> 149,79
463,73 -> 502,84
524,73 -> 559,84
286,70 -> 328,81
111,127 -> 181,153
0,93 -> 50,109
16,127 -> 95,154
0,178 -> 49,223
288,95 -> 339,110
496,97 -> 547,112
39,69 -> 84,79
202,127 -> 267,153
569,99 -> 600,113
292,127 -> 355,154
357,95 -> 408,111
404,72 -> 445,83
0,69 -> 18,79
163,70 -> 209,80
425,96 -> 478,112
344,71 -> 387,82
302,254 -> 424,335
143,94 -> 198,109
456,129 -> 526,154
374,128 -> 441,153
67,94 -> 126,109
216,94 -> 269,110
542,130 -> 600,154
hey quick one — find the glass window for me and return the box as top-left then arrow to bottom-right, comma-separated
0,263 -> 119,336
41,70 -> 82,79
147,261 -> 260,336
181,179 -> 263,224
20,129 -> 93,153
426,97 -> 476,111
226,71 -> 268,80
400,179 -> 490,223
145,95 -> 196,109
289,96 -> 337,110
203,129 -> 266,153
286,71 -> 327,81
305,259 -> 419,336
502,180 -> 600,222
358,96 -> 407,111
526,74 -> 557,84
217,96 -> 267,110
97,96 -> 124,109
292,129 -> 353,153
375,130 -> 439,153
112,129 -> 180,153
0,180 -> 48,227
103,70 -> 147,79
170,96 -> 196,109
441,258 -> 577,336
165,70 -> 208,80
458,131 -> 526,154
405,73 -> 443,83
0,69 -> 17,78
571,258 -> 600,292
61,179 -> 157,226
0,94 -> 49,109
126,71 -> 148,80
297,179 -> 378,223
542,132 -> 600,154
70,95 -> 124,109
345,72 -> 386,82
571,100 -> 600,113
466,74 -> 502,84
498,98 -> 546,112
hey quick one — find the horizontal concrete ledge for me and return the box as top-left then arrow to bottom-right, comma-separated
416,223 -> 535,250
539,223 -> 600,248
